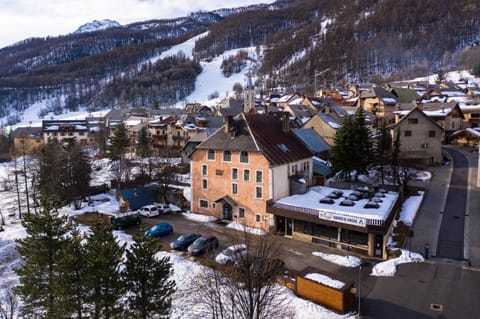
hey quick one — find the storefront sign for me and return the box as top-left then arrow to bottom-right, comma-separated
318,209 -> 366,227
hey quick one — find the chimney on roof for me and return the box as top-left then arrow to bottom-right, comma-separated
282,111 -> 290,133
416,102 -> 423,111
224,115 -> 236,138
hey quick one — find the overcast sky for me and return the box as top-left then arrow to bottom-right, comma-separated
0,0 -> 270,49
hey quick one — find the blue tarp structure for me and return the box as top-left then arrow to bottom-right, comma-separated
118,187 -> 154,211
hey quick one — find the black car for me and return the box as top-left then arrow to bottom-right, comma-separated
187,235 -> 219,256
170,233 -> 201,251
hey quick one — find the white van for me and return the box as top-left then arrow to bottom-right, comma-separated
138,205 -> 159,217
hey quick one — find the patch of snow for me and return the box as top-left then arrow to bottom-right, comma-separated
305,273 -> 345,289
370,249 -> 424,277
312,251 -> 361,268
181,211 -> 217,222
226,221 -> 267,235
399,192 -> 424,226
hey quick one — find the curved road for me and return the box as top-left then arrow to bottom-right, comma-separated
436,148 -> 468,259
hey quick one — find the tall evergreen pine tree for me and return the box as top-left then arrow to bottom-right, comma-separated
84,218 -> 125,319
15,195 -> 73,318
124,230 -> 175,319
57,229 -> 88,319
330,107 -> 372,181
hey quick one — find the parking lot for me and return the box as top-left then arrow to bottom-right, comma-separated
135,211 -> 374,291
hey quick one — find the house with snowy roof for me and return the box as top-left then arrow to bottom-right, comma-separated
394,101 -> 464,141
302,112 -> 343,146
190,112 -> 313,231
42,119 -> 90,145
459,104 -> 480,128
359,87 -> 399,124
267,185 -> 402,259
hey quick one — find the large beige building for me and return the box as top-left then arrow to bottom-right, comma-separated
190,113 -> 313,231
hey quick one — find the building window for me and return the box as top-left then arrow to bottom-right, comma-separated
202,179 -> 208,190
223,150 -> 232,162
243,169 -> 250,182
207,149 -> 215,160
256,170 -> 263,183
255,186 -> 263,199
212,202 -> 216,209
255,214 -> 261,223
240,151 -> 249,163
199,199 -> 208,208
202,164 -> 208,176
232,168 -> 238,180
238,207 -> 245,219
232,183 -> 238,195
428,130 -> 436,138
404,130 -> 412,137
408,118 -> 418,124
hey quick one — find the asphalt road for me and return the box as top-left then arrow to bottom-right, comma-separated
436,148 -> 468,259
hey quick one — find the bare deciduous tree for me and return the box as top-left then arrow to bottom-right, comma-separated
190,233 -> 293,319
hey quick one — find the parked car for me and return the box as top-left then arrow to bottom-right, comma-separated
145,222 -> 173,237
187,235 -> 219,256
156,203 -> 172,214
215,244 -> 248,265
137,205 -> 159,218
109,213 -> 141,230
170,233 -> 201,251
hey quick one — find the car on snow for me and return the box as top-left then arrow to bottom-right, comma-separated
137,205 -> 159,218
145,222 -> 173,237
170,233 -> 202,251
187,235 -> 219,256
215,244 -> 248,265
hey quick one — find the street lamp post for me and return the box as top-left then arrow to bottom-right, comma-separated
357,264 -> 362,318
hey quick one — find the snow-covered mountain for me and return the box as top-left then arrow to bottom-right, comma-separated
73,19 -> 122,34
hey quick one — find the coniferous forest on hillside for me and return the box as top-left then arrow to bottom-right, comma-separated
1,0 -> 480,123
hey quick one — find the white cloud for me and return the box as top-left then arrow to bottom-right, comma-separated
0,0 -> 271,48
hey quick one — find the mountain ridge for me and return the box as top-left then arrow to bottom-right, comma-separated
1,0 -> 480,126
73,19 -> 122,34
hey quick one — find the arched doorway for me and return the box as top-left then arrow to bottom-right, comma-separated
222,203 -> 233,220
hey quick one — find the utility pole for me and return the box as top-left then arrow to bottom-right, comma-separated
357,264 -> 362,318
21,133 -> 30,215
313,68 -> 330,97
13,153 -> 22,219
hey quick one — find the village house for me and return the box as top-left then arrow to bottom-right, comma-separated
460,104 -> 480,128
302,112 -> 342,146
358,86 -> 399,124
390,107 -> 444,166
42,120 -> 90,145
190,112 -> 313,232
12,127 -> 44,154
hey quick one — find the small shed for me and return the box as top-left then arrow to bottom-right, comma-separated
117,187 -> 154,212
295,267 -> 356,314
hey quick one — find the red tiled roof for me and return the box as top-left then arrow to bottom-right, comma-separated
245,114 -> 313,166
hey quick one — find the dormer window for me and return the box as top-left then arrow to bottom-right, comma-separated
240,151 -> 249,163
